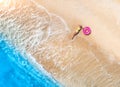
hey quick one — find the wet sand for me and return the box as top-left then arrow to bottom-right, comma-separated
35,0 -> 120,59
34,0 -> 120,87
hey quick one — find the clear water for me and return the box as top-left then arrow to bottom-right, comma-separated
0,37 -> 61,87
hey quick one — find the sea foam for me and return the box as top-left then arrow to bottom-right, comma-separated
0,36 -> 62,87
0,0 -> 71,86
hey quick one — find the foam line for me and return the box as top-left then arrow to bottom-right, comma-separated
0,36 -> 62,87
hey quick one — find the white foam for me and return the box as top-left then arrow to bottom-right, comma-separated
0,0 -> 72,73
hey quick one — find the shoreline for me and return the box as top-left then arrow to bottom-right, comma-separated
0,37 -> 61,87
1,0 -> 120,86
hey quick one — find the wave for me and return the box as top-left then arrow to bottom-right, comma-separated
0,0 -> 70,86
0,36 -> 62,87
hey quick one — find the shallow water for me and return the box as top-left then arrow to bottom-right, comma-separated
0,37 -> 61,87
0,0 -> 66,87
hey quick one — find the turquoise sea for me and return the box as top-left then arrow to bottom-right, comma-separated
0,36 -> 61,87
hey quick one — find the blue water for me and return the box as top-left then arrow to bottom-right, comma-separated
0,37 -> 61,87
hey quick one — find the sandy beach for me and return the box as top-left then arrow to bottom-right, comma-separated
34,0 -> 120,87
35,0 -> 120,59
1,0 -> 120,87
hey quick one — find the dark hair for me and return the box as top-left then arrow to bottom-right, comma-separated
79,25 -> 83,29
